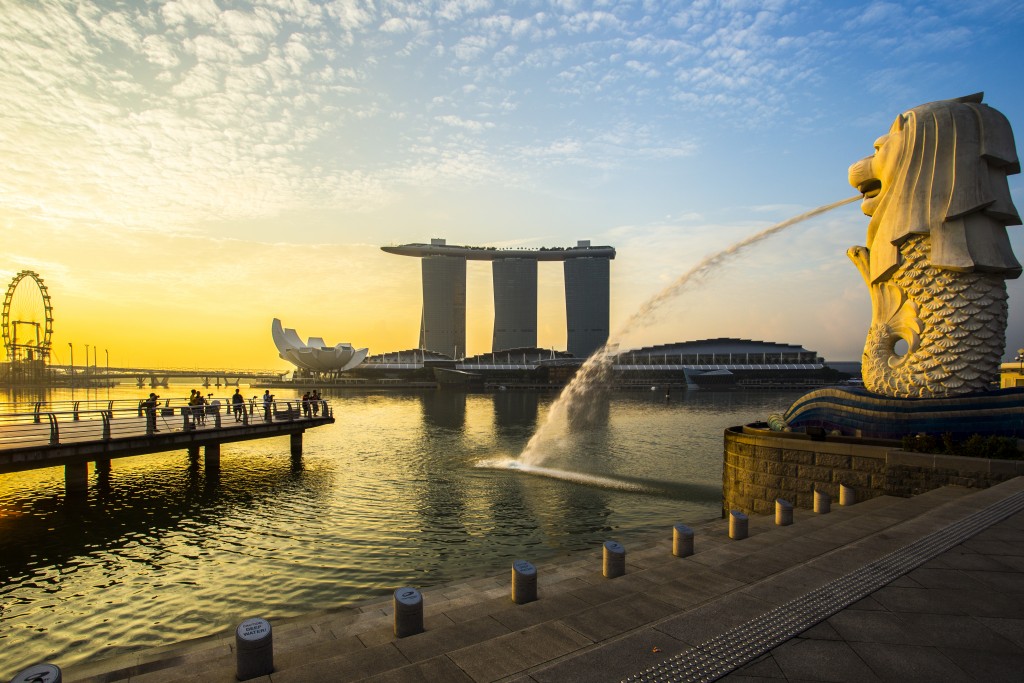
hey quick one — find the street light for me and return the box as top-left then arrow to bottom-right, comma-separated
68,342 -> 74,382
85,344 -> 89,374
105,349 -> 109,375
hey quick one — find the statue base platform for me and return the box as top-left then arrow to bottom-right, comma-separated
783,387 -> 1024,440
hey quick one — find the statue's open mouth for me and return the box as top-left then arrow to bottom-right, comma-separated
858,179 -> 881,198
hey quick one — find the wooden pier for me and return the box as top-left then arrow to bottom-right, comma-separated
0,398 -> 335,495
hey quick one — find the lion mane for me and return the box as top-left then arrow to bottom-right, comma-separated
863,92 -> 1021,284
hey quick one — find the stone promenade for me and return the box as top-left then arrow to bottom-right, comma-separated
58,477 -> 1024,682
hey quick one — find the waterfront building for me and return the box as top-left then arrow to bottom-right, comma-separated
381,238 -> 616,358
271,318 -> 368,376
564,252 -> 610,359
345,337 -> 843,390
419,249 -> 467,359
492,258 -> 537,352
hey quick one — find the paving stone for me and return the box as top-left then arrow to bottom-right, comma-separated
268,643 -> 407,683
723,651 -> 786,679
740,564 -> 838,605
489,592 -> 590,632
560,592 -> 678,642
892,613 -> 1024,653
769,638 -> 881,682
794,620 -> 843,641
845,594 -> 888,611
356,654 -> 474,683
392,615 -> 510,663
529,627 -> 692,683
849,642 -> 971,682
961,568 -> 1024,593
904,566 -> 994,591
869,586 -> 969,616
938,646 -> 1024,683
825,610 -> 931,646
447,621 -> 593,682
973,616 -> 1024,650
654,592 -> 774,645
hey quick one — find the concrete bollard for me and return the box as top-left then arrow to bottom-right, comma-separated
603,540 -> 626,578
729,510 -> 748,540
672,524 -> 694,558
235,617 -> 273,681
839,484 -> 856,507
511,559 -> 537,604
393,587 -> 424,638
775,498 -> 793,526
10,663 -> 61,683
814,489 -> 831,514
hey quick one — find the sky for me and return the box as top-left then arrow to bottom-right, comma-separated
2,0 -> 1023,371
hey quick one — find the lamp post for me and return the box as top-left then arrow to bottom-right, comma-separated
105,349 -> 109,375
85,344 -> 90,375
1016,348 -> 1024,387
68,342 -> 74,385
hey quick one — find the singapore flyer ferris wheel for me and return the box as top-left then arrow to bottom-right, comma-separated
2,270 -> 54,365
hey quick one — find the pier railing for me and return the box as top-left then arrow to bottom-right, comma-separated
0,397 -> 332,450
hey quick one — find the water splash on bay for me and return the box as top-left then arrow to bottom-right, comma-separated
516,195 -> 861,467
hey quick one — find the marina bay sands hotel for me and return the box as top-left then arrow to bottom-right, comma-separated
381,238 -> 615,359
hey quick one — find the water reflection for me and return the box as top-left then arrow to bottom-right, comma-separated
0,452 -> 331,588
492,391 -> 538,436
420,390 -> 466,431
0,385 -> 805,673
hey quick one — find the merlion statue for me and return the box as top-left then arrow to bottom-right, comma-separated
847,93 -> 1021,398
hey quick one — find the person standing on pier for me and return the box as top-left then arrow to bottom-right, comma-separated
144,393 -> 159,433
232,388 -> 244,422
263,390 -> 273,422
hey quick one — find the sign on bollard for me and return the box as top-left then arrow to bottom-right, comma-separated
511,559 -> 537,604
393,587 -> 424,638
235,617 -> 273,681
10,663 -> 62,683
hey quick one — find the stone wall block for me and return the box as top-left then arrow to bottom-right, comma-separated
767,461 -> 799,477
851,455 -> 886,474
751,472 -> 782,489
797,464 -> 832,482
833,471 -> 870,488
815,453 -> 851,469
782,449 -> 814,465
754,446 -> 783,461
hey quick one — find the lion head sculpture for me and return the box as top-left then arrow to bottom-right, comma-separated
848,92 -> 1021,285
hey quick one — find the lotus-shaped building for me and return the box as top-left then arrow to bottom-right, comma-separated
271,319 -> 368,374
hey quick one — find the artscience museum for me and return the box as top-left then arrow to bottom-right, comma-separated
271,318 -> 368,375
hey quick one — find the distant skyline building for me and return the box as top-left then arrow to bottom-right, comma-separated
381,238 -> 616,358
564,255 -> 610,359
492,258 -> 537,352
419,252 -> 466,360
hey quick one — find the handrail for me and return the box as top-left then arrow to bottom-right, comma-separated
0,400 -> 333,450
47,413 -> 59,445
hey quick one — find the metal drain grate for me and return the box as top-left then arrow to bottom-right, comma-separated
625,491 -> 1024,683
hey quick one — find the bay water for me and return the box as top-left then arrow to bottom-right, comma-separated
0,385 -> 805,673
